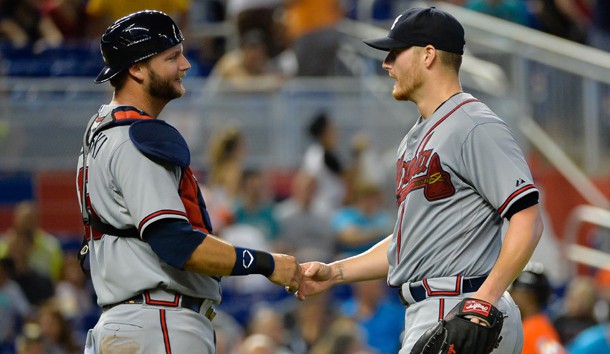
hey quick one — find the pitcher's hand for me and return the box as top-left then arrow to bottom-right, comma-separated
295,262 -> 335,301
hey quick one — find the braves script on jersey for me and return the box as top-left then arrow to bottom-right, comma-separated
387,93 -> 538,286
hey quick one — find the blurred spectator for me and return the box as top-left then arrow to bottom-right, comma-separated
309,317 -> 375,354
567,322 -> 610,354
464,0 -> 533,26
509,264 -> 567,354
348,131 -> 388,192
0,254 -> 54,307
41,0 -> 87,41
553,276 -> 598,344
202,125 -> 246,232
553,0 -> 592,40
247,306 -> 294,353
226,0 -> 286,58
332,182 -> 394,258
0,0 -> 63,50
84,0 -> 191,38
586,0 -> 610,52
595,269 -> 610,322
238,333 -> 278,354
0,258 -> 32,354
232,169 -> 280,243
299,112 -> 348,222
566,268 -> 610,353
283,0 -> 348,76
208,29 -> 286,92
0,201 -> 64,282
36,301 -> 80,354
274,173 -> 334,262
53,252 -> 97,342
339,279 -> 404,354
214,309 -> 246,354
285,293 -> 335,353
527,0 -> 587,43
0,203 -> 56,307
15,323 -> 45,354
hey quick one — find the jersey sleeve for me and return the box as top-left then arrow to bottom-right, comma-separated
109,139 -> 189,236
460,122 -> 538,218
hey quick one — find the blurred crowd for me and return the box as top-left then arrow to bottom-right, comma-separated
0,0 -> 609,78
2,1 -> 610,354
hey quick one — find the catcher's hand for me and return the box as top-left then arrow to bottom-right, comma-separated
410,298 -> 504,354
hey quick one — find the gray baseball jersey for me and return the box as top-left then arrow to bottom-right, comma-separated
77,104 -> 221,306
387,93 -> 538,286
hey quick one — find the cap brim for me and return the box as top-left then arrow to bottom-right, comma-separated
95,66 -> 121,84
363,37 -> 411,51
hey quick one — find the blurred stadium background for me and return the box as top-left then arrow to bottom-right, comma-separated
1,0 -> 610,352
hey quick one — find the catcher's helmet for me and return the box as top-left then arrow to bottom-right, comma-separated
95,10 -> 184,83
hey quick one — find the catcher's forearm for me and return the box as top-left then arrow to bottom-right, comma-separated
329,235 -> 391,284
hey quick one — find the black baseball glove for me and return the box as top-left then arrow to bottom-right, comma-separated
410,298 -> 504,354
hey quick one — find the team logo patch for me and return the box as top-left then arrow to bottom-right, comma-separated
462,299 -> 491,316
396,150 -> 456,204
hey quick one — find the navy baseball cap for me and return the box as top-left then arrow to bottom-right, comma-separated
364,7 -> 465,55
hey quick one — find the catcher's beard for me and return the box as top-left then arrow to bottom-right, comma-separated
147,68 -> 184,101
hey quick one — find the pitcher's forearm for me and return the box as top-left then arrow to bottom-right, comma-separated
329,235 -> 391,284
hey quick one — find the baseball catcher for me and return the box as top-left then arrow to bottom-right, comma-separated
411,298 -> 505,354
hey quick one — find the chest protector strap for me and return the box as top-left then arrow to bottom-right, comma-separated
79,106 -> 151,237
78,107 -> 153,273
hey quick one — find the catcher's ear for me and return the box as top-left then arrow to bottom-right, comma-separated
129,63 -> 146,82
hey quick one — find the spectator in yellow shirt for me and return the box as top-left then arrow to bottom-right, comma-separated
0,201 -> 64,282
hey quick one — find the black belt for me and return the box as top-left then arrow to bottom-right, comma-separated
399,275 -> 487,305
103,292 -> 216,321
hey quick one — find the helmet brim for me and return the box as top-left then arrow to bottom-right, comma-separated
95,66 -> 123,84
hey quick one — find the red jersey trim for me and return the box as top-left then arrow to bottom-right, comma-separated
423,275 -> 463,296
138,210 -> 188,230
498,184 -> 537,215
144,292 -> 180,307
426,99 -> 479,137
159,310 -> 173,354
438,298 -> 445,321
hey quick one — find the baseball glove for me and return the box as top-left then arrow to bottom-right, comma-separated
410,298 -> 504,354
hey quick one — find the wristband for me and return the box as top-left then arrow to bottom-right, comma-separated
231,247 -> 275,277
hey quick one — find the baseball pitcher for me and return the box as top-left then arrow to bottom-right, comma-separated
296,7 -> 544,354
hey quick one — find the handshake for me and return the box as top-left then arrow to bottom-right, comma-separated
267,254 -> 335,301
